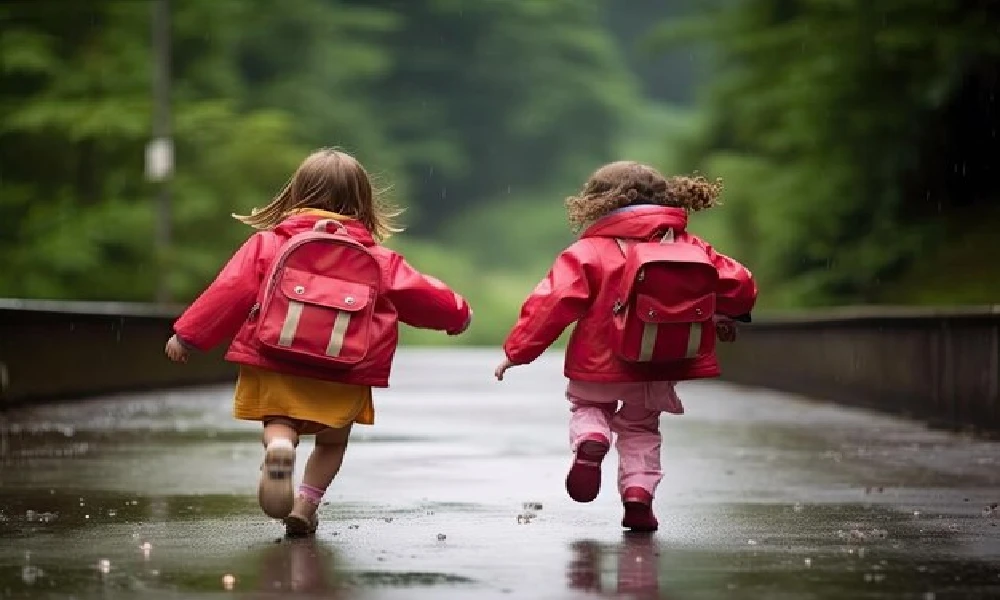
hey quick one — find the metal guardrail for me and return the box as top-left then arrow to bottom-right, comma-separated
717,306 -> 1000,432
0,299 -> 233,405
2,299 -> 999,432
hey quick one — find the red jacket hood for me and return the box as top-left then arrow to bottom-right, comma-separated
580,206 -> 688,240
272,214 -> 377,246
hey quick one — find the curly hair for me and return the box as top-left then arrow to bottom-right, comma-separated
233,148 -> 402,241
565,161 -> 722,232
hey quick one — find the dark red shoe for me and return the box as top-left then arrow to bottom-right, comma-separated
622,487 -> 658,532
565,435 -> 610,503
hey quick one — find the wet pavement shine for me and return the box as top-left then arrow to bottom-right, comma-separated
1,349 -> 1000,599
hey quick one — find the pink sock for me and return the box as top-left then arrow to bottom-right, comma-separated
298,484 -> 325,505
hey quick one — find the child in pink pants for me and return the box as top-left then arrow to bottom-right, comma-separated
496,162 -> 756,532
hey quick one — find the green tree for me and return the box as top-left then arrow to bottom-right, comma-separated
0,0 -> 304,300
349,0 -> 638,231
650,0 -> 1000,306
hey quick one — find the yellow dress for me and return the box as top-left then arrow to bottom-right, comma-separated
232,208 -> 375,430
233,366 -> 374,429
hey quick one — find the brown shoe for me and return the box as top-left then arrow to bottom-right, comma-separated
284,496 -> 319,537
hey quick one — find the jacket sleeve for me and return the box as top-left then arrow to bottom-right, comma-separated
693,238 -> 758,318
502,241 -> 596,365
173,233 -> 269,351
384,254 -> 471,333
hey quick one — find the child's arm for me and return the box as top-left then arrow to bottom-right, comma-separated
693,239 -> 758,318
498,242 -> 596,378
171,233 -> 270,353
385,255 -> 472,334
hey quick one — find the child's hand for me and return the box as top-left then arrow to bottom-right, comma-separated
714,317 -> 738,343
165,335 -> 190,363
494,358 -> 516,381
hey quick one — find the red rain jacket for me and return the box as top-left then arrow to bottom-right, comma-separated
174,214 -> 471,387
502,206 -> 757,382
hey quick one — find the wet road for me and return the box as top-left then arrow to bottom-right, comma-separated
2,349 -> 1000,599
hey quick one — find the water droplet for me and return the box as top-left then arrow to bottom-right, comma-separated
437,534 -> 447,541
222,574 -> 236,590
747,539 -> 757,546
98,559 -> 110,574
804,558 -> 812,567
21,565 -> 43,585
793,503 -> 804,512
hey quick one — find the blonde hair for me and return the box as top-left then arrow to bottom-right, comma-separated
233,148 -> 402,240
565,161 -> 722,232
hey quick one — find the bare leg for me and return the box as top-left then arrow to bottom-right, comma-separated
263,418 -> 299,447
285,424 -> 353,536
304,424 -> 352,490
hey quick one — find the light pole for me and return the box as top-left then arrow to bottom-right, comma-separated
148,0 -> 173,304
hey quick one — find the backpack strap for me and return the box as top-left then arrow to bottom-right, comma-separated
314,219 -> 348,234
614,228 -> 673,255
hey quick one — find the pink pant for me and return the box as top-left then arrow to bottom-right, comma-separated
566,380 -> 683,496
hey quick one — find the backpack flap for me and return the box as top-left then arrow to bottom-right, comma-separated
612,238 -> 719,364
258,266 -> 376,367
279,269 -> 371,313
634,293 -> 714,325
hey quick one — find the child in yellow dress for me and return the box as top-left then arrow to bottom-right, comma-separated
165,149 -> 472,535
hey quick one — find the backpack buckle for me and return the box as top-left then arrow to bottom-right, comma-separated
612,300 -> 624,314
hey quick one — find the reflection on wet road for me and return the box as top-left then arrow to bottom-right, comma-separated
2,349 -> 1000,599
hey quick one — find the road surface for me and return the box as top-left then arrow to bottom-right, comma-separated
2,349 -> 999,599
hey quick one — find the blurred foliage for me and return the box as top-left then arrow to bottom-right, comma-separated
0,1 -> 305,300
650,0 -> 1000,307
0,0 -> 642,315
5,0 -> 998,348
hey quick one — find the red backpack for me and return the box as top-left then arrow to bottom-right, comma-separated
610,229 -> 719,363
251,219 -> 382,368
